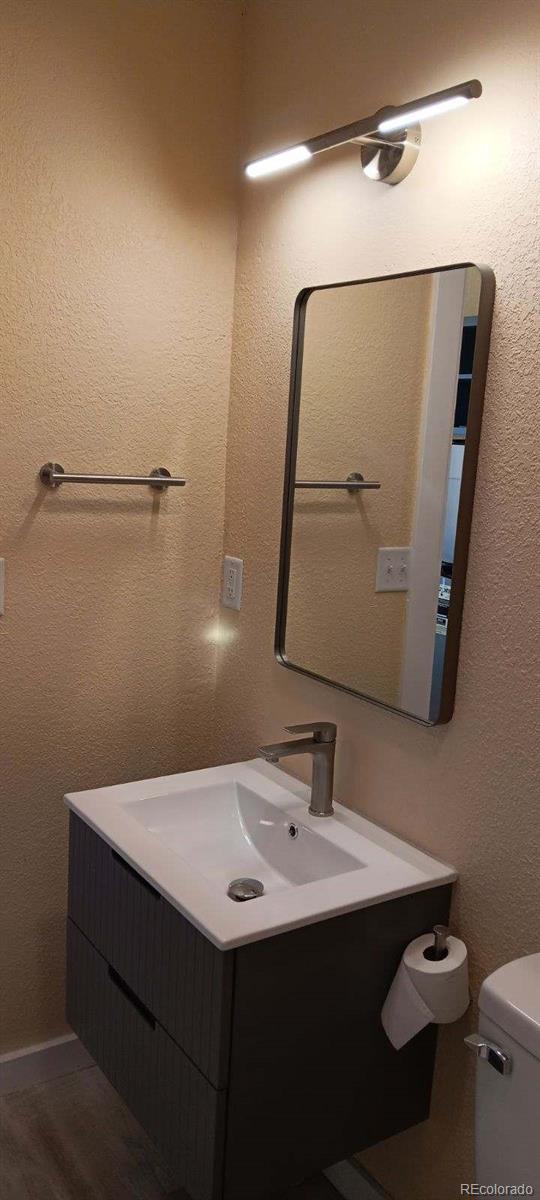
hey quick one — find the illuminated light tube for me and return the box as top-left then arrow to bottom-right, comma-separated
379,94 -> 470,134
245,144 -> 312,178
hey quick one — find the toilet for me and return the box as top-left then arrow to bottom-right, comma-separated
468,953 -> 540,1187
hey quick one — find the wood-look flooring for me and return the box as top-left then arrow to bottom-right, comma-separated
0,1066 -> 341,1200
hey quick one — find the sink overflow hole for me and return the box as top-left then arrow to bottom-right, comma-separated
227,877 -> 265,902
288,823 -> 299,839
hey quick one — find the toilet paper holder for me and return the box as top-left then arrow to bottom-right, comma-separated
464,1033 -> 512,1076
381,926 -> 470,1049
423,924 -> 449,962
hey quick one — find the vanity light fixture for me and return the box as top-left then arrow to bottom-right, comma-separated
245,79 -> 482,186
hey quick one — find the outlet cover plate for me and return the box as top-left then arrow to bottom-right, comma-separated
222,556 -> 244,610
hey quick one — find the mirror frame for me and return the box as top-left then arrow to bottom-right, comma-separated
274,262 -> 495,725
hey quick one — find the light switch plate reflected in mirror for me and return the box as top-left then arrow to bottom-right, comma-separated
275,263 -> 495,725
375,547 -> 410,592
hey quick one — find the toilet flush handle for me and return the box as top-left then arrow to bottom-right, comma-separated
464,1033 -> 512,1076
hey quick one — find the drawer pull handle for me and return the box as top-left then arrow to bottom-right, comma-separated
112,850 -> 161,900
108,966 -> 156,1030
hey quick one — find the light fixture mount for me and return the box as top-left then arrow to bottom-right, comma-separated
355,124 -> 421,186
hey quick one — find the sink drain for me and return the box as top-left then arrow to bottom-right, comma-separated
227,877 -> 264,902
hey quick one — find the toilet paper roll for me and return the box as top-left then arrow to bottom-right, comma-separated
381,933 -> 470,1050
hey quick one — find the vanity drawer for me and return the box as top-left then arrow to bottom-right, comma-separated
67,813 -> 233,1087
66,919 -> 226,1200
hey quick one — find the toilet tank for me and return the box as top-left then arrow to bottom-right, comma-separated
474,953 -> 540,1189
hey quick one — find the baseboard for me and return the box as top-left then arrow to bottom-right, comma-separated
325,1159 -> 392,1200
0,1033 -> 93,1097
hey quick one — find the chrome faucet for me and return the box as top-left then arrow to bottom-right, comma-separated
258,722 -> 337,817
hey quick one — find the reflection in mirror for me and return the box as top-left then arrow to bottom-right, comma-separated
276,265 -> 494,724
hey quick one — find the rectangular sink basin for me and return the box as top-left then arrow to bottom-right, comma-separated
65,759 -> 456,948
127,782 -> 361,893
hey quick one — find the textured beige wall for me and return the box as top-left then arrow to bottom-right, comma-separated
0,0 -> 241,1052
215,1 -> 540,1197
287,275 -> 432,702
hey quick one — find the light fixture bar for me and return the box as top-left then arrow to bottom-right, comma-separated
245,144 -> 312,178
379,95 -> 468,134
378,79 -> 482,134
244,79 -> 482,179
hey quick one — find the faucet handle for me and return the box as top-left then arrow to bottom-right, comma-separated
285,722 -> 337,743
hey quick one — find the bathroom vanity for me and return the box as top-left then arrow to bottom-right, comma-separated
65,760 -> 455,1200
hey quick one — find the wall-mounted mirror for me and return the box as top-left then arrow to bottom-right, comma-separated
275,264 -> 495,724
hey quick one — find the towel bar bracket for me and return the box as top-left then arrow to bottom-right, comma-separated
39,463 -> 65,488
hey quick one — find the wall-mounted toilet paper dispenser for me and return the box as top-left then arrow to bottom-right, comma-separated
423,924 -> 449,961
382,926 -> 470,1049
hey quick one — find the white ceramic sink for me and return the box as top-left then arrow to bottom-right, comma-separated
65,759 -> 456,948
127,781 -> 360,892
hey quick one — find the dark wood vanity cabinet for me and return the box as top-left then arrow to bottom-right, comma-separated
67,813 -> 452,1200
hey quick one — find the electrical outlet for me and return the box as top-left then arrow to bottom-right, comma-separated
221,556 -> 244,610
375,547 -> 410,592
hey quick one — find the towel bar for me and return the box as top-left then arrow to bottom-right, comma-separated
39,463 -> 186,492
